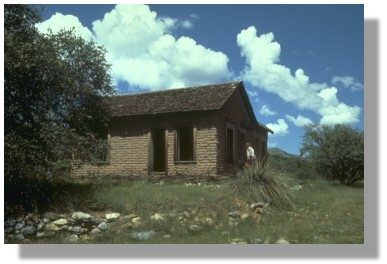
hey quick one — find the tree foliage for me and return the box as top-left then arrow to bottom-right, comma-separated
300,124 -> 364,185
4,4 -> 114,182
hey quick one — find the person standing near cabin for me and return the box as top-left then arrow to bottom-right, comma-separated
245,143 -> 255,166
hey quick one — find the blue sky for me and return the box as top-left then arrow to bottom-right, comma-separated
36,4 -> 364,155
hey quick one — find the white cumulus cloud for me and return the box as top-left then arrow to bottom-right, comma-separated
35,12 -> 94,41
266,119 -> 289,136
259,105 -> 277,117
237,26 -> 361,125
332,75 -> 364,92
286,114 -> 312,127
36,4 -> 232,90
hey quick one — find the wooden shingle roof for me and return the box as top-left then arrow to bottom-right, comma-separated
103,81 -> 273,133
104,81 -> 241,117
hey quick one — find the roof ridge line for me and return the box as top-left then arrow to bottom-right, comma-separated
107,80 -> 243,97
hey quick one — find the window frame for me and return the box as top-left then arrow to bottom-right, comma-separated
175,125 -> 197,164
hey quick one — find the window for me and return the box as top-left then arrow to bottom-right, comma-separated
176,126 -> 196,162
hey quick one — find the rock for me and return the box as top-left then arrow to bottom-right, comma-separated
36,232 -> 45,238
240,213 -> 250,220
251,238 -> 264,244
251,202 -> 267,210
16,234 -> 25,241
90,217 -> 102,226
20,226 -> 36,236
42,218 -> 51,224
72,212 -> 91,220
130,230 -> 156,241
66,234 -> 79,243
151,213 -> 164,221
91,228 -> 102,234
182,211 -> 191,218
227,211 -> 241,219
68,226 -> 82,233
61,225 -> 69,230
98,222 -> 108,230
105,212 -> 121,222
163,234 -> 171,238
188,224 -> 201,233
276,238 -> 290,244
131,216 -> 142,228
132,216 -> 141,223
202,217 -> 215,225
290,185 -> 302,191
45,223 -> 61,232
15,222 -> 25,230
80,228 -> 89,234
231,238 -> 247,244
5,218 -> 16,227
53,218 -> 68,226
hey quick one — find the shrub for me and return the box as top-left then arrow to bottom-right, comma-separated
300,124 -> 364,185
230,160 -> 294,208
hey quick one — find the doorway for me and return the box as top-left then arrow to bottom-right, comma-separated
151,128 -> 166,172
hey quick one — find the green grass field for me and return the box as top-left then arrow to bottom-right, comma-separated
37,173 -> 363,244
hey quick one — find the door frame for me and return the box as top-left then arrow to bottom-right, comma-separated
148,128 -> 168,174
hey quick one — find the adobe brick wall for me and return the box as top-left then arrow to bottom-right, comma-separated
72,112 -> 220,178
71,90 -> 269,179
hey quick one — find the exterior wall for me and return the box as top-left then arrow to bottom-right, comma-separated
72,112 -> 220,178
215,89 -> 267,175
71,89 -> 270,179
71,125 -> 149,178
167,116 -> 219,177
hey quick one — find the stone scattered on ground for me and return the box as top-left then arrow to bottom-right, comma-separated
98,222 -> 108,230
106,213 -> 121,222
275,238 -> 290,244
53,219 -> 68,226
4,210 -> 121,243
130,230 -> 156,241
150,213 -> 164,221
251,238 -> 264,244
72,212 -> 91,220
188,224 -> 201,233
227,211 -> 241,219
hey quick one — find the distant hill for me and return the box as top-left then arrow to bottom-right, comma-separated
268,147 -> 316,180
268,147 -> 296,158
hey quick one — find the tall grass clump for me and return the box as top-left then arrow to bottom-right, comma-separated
230,159 -> 294,208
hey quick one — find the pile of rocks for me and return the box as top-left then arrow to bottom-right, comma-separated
4,211 -> 121,244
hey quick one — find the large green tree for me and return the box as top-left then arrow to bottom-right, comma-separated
4,4 -> 114,182
300,123 -> 364,185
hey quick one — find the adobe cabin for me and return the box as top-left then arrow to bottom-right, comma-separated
71,81 -> 273,178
